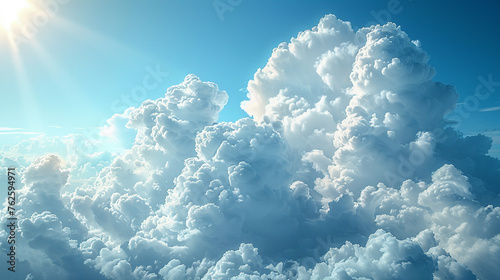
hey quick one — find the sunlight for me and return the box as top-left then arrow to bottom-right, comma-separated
0,0 -> 29,30
8,39 -> 43,132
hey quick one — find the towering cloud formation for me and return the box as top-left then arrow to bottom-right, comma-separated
1,14 -> 499,280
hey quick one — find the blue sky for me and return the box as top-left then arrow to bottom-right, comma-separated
1,0 -> 499,155
2,2 -> 500,279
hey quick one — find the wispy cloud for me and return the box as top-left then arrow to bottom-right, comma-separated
0,127 -> 41,135
0,131 -> 41,135
0,127 -> 22,131
482,129 -> 500,139
480,106 -> 500,112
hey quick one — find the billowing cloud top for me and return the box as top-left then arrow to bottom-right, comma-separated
1,14 -> 499,280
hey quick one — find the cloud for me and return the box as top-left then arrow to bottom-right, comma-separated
99,109 -> 137,152
0,127 -> 23,131
0,127 -> 41,135
309,229 -> 435,280
480,106 -> 500,112
1,14 -> 499,280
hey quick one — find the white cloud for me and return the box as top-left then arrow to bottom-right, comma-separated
99,109 -> 136,152
1,14 -> 499,280
0,130 -> 41,135
480,106 -> 500,112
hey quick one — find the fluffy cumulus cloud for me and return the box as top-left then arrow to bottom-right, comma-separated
1,14 -> 500,280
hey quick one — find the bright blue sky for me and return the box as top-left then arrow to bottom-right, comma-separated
1,0 -> 499,156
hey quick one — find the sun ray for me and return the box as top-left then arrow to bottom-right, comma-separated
28,38 -> 92,109
0,0 -> 30,31
7,37 -> 43,132
52,16 -> 153,62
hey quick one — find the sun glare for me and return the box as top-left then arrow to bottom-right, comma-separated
0,0 -> 29,30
